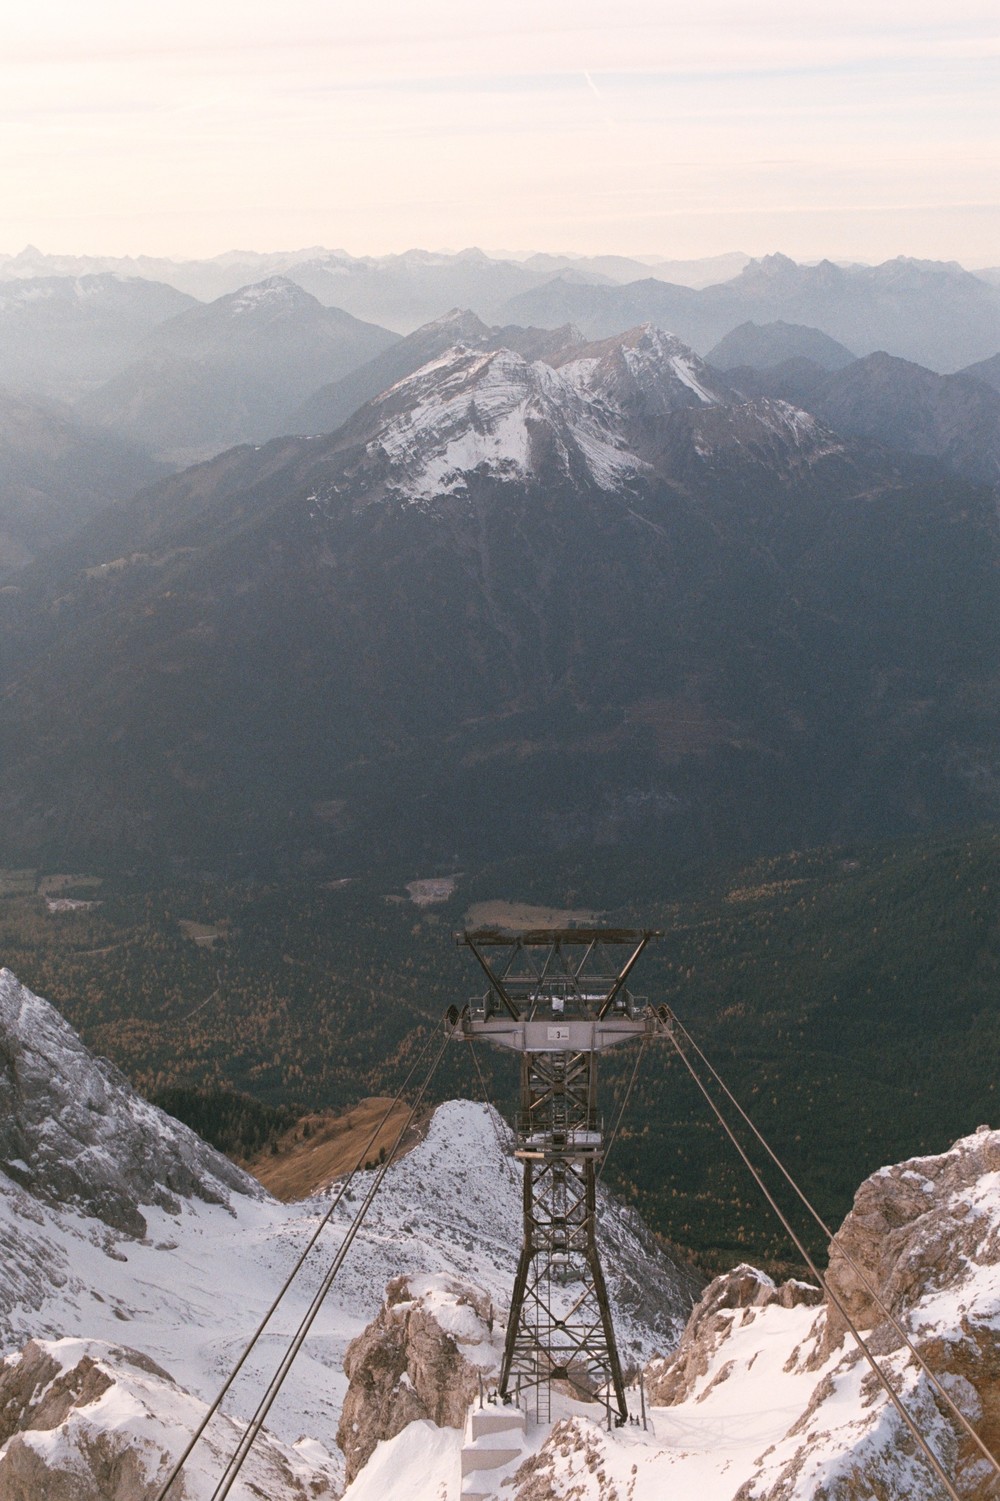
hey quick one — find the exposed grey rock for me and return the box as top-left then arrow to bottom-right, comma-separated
822,1124 -> 1000,1355
737,1127 -> 1000,1499
0,969 -> 261,1237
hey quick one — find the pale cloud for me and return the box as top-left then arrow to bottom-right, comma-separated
0,0 -> 996,262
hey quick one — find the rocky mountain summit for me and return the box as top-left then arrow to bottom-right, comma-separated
338,1272 -> 501,1485
289,307 -> 583,436
356,1126 -> 1000,1500
2,968 -> 1000,1497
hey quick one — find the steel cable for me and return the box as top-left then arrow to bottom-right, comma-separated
468,1040 -> 519,1188
667,1027 -> 965,1501
208,1027 -> 450,1501
672,1012 -> 1000,1493
154,1023 -> 440,1501
597,1038 -> 647,1187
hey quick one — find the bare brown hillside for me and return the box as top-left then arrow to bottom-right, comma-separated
245,1096 -> 430,1202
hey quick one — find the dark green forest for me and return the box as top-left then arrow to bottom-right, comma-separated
2,824 -> 997,1275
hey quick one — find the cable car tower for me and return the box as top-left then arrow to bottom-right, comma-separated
448,927 -> 666,1424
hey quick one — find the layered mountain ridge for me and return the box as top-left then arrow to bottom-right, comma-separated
0,319 -> 995,873
76,276 -> 399,463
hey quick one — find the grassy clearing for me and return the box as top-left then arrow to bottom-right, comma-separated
246,1096 -> 429,1201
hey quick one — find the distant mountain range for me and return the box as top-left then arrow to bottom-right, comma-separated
75,277 -> 398,463
0,244 -> 753,318
0,274 -> 195,400
720,344 -> 1000,487
2,248 -> 999,372
499,254 -> 1000,372
0,322 -> 994,875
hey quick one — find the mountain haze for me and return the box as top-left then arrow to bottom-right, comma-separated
724,350 -> 1000,487
76,278 -> 398,462
0,325 -> 994,874
501,254 -> 1000,371
0,274 -> 196,400
706,319 -> 856,371
0,387 -> 165,568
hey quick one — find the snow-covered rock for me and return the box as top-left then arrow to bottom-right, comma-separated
338,1272 -> 501,1484
362,345 -> 646,501
0,1337 -> 339,1500
559,323 -> 731,421
645,1265 -> 822,1407
350,1127 -> 1000,1500
737,1127 -> 1000,1500
0,968 -> 258,1237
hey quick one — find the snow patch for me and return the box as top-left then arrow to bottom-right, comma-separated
369,346 -> 643,501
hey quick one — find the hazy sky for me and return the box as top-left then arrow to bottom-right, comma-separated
2,0 -> 998,264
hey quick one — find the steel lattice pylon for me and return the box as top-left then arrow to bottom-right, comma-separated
448,927 -> 667,1424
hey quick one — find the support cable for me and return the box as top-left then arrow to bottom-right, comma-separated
154,1024 -> 440,1501
597,1038 -> 647,1187
468,1041 -> 519,1188
672,1014 -> 1000,1493
208,1028 -> 450,1501
667,1028 -> 965,1501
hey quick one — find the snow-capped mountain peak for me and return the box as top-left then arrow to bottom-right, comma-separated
557,323 -> 732,427
364,344 -> 646,501
223,276 -> 317,318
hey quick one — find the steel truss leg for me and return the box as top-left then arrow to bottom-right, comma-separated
498,1050 -> 628,1424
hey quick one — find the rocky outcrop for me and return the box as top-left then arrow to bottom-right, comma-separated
0,1337 -> 339,1500
0,969 -> 260,1236
645,1264 -> 821,1406
822,1124 -> 1000,1349
337,1272 -> 500,1485
737,1127 -> 1000,1499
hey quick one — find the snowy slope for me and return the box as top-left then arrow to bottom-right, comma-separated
559,322 -> 731,414
363,345 -> 646,501
8,966 -> 994,1500
0,971 -> 695,1493
0,1336 -> 340,1500
350,1129 -> 1000,1500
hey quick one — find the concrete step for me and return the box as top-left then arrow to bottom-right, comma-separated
459,1402 -> 527,1498
461,1444 -> 523,1477
468,1407 -> 526,1442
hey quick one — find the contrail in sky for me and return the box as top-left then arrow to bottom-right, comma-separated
583,69 -> 615,127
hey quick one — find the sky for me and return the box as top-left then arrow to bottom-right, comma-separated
1,0 -> 998,266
